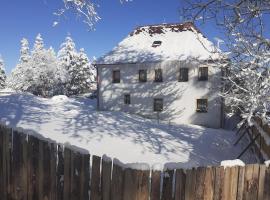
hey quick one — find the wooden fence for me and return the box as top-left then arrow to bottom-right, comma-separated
0,124 -> 270,200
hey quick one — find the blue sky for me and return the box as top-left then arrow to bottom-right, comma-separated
0,0 -> 219,74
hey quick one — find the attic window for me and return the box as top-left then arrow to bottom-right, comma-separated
152,41 -> 162,47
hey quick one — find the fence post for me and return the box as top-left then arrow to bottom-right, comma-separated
243,164 -> 260,200
194,167 -> 206,199
63,147 -> 72,200
11,131 -> 28,200
263,166 -> 270,199
185,168 -> 196,200
80,153 -> 90,200
111,161 -> 124,200
50,142 -> 57,200
90,155 -> 101,200
150,170 -> 161,200
174,169 -> 185,200
57,144 -> 64,200
203,167 -> 214,200
0,125 -> 4,198
101,157 -> 112,200
123,168 -> 137,200
161,169 -> 174,200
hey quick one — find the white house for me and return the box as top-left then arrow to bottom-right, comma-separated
96,22 -> 224,128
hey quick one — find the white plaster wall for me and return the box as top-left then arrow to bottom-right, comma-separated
98,60 -> 223,128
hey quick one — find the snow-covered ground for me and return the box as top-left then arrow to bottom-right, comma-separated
0,89 -> 255,168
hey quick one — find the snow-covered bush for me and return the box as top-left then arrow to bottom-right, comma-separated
0,55 -> 6,89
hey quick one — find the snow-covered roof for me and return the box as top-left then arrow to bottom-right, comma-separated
97,22 -> 220,65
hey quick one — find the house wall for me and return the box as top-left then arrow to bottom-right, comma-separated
97,60 -> 223,128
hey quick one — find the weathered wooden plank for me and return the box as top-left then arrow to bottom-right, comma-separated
223,166 -> 238,200
42,141 -> 51,200
136,169 -> 150,200
80,153 -> 90,200
251,164 -> 260,200
111,162 -> 124,200
38,139 -> 45,200
230,166 -> 239,200
236,166 -> 245,200
195,167 -> 206,200
123,168 -> 137,200
101,157 -> 112,200
213,167 -> 224,200
162,170 -> 174,200
1,126 -> 11,200
90,155 -> 101,200
0,125 -> 4,198
63,147 -> 72,200
57,144 -> 64,200
0,125 -> 10,200
71,151 -> 82,200
263,166 -> 270,200
0,125 -> 11,200
244,164 -> 259,200
27,135 -> 39,200
174,169 -> 185,200
5,129 -> 12,200
258,165 -> 266,200
203,167 -> 215,200
150,170 -> 161,200
11,131 -> 27,200
50,142 -> 57,200
21,132 -> 28,200
185,168 -> 196,200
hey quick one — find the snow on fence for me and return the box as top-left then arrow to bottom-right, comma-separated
1,125 -> 270,200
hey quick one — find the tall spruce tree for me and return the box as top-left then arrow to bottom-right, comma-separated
7,38 -> 31,90
0,55 -> 6,89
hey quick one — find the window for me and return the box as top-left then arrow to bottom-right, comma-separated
152,41 -> 162,47
196,99 -> 208,113
198,67 -> 208,81
179,68 -> 189,82
139,70 -> 147,82
124,94 -> 131,105
112,70 -> 120,83
154,69 -> 163,82
154,98 -> 163,112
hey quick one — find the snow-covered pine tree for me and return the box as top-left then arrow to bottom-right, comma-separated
7,38 -> 31,90
57,36 -> 78,96
32,33 -> 44,54
69,48 -> 96,94
28,35 -> 58,97
0,55 -> 6,89
8,34 -> 58,97
58,37 -> 96,96
20,38 -> 30,63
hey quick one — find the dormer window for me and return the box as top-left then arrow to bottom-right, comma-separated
152,41 -> 162,47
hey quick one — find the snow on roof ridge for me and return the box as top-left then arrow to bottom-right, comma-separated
129,21 -> 202,37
